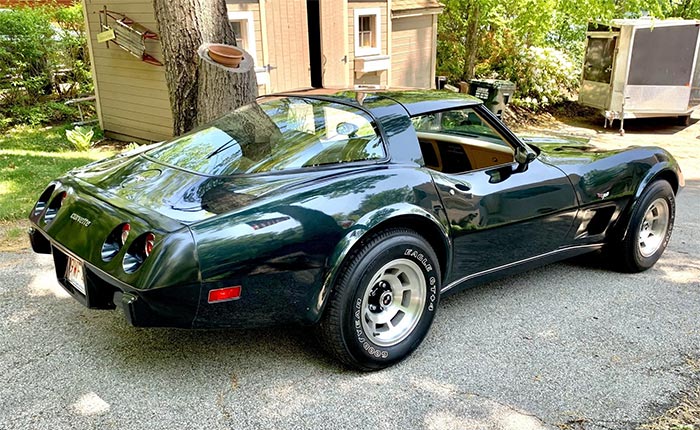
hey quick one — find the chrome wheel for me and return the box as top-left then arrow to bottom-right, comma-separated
316,228 -> 440,370
638,197 -> 670,258
360,258 -> 426,347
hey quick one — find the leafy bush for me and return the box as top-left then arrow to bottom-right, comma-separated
0,4 -> 93,130
65,125 -> 94,151
502,46 -> 580,109
2,101 -> 79,127
436,0 -> 700,112
0,7 -> 55,98
52,4 -> 93,97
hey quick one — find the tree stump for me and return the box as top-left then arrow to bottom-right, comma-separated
197,43 -> 258,125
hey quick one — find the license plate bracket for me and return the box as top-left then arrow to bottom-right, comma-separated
66,256 -> 86,295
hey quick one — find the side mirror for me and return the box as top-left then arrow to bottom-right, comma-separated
336,122 -> 359,137
513,146 -> 536,172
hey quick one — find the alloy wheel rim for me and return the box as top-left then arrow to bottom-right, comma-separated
360,258 -> 426,347
638,198 -> 669,258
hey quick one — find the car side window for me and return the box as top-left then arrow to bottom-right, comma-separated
412,107 -> 515,174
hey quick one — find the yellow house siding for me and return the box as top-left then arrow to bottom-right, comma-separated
392,0 -> 442,11
83,0 -> 173,142
225,1 -> 264,67
101,114 -> 173,142
80,1 -> 102,130
262,0 -> 311,92
390,14 -> 434,88
82,0 -> 441,141
319,0 -> 349,87
348,1 -> 389,86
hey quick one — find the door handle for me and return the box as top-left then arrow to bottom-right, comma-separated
455,183 -> 471,192
449,183 -> 472,198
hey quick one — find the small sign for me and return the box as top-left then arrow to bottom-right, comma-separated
475,87 -> 490,100
97,28 -> 116,44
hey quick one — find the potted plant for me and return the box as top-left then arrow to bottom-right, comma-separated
207,44 -> 244,68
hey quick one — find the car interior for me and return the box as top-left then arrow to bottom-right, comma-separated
413,109 -> 515,174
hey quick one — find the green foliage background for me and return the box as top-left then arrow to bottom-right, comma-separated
437,0 -> 700,108
0,4 -> 92,129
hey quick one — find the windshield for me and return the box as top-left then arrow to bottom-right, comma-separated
146,97 -> 385,175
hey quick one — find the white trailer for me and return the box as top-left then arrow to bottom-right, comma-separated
579,19 -> 700,134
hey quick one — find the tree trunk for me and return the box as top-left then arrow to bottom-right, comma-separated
462,4 -> 480,81
153,0 -> 258,136
197,45 -> 259,125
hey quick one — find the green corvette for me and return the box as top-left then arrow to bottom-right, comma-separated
28,90 -> 684,370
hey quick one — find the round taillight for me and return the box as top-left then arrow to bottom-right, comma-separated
101,223 -> 131,262
123,232 -> 157,273
32,185 -> 56,217
44,191 -> 67,223
144,232 -> 155,257
121,224 -> 131,245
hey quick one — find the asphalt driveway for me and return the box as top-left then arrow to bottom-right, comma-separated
1,121 -> 699,430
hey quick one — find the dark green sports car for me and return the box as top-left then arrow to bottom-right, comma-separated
28,90 -> 684,370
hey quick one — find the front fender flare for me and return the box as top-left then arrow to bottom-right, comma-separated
618,161 -> 682,241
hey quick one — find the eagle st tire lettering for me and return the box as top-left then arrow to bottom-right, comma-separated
322,228 -> 442,370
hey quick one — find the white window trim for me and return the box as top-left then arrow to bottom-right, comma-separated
354,8 -> 382,57
227,11 -> 257,65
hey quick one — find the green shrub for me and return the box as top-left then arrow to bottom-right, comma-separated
1,100 -> 80,128
52,4 -> 93,97
500,46 -> 580,110
0,4 -> 93,130
0,7 -> 56,98
65,125 -> 94,151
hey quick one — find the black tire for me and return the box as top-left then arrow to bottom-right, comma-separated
610,180 -> 675,273
678,115 -> 691,127
316,228 -> 440,371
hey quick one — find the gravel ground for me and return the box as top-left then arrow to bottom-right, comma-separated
1,114 -> 698,430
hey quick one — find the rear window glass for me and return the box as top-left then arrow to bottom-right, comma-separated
146,97 -> 385,175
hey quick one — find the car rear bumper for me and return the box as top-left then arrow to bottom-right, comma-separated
29,227 -> 200,328
29,225 -> 326,330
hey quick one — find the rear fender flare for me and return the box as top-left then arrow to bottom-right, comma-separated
306,203 -> 450,324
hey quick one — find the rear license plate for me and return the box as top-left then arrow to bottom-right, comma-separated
66,256 -> 86,295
